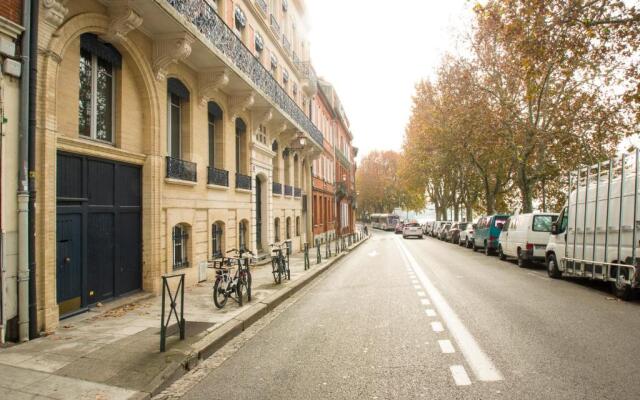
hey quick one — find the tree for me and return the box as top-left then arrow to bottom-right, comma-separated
356,150 -> 406,215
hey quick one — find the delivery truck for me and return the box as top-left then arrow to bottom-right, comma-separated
546,150 -> 640,299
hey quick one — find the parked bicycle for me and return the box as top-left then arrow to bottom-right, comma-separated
210,248 -> 254,309
270,242 -> 290,284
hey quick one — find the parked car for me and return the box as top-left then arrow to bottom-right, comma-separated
473,214 -> 510,255
394,221 -> 405,234
447,222 -> 468,244
403,220 -> 423,239
498,213 -> 558,267
459,219 -> 478,248
423,221 -> 436,235
431,221 -> 449,237
438,223 -> 452,240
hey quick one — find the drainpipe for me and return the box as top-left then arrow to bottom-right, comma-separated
28,0 -> 39,340
17,0 -> 32,342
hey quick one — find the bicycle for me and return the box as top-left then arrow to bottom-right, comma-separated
270,242 -> 290,284
210,248 -> 253,309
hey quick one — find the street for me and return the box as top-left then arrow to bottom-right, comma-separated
157,230 -> 640,399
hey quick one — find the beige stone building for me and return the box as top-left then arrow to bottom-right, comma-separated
34,0 -> 325,333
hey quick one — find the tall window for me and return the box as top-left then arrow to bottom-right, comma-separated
296,216 -> 300,236
167,78 -> 189,159
239,220 -> 247,250
208,102 -> 222,168
286,217 -> 291,239
212,222 -> 224,258
274,218 -> 280,242
173,224 -> 189,269
78,34 -> 120,143
235,118 -> 247,174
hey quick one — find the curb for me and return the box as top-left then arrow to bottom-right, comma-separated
150,235 -> 370,397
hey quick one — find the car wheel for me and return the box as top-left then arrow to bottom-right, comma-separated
484,242 -> 491,256
472,240 -> 478,252
547,253 -> 561,279
498,245 -> 506,260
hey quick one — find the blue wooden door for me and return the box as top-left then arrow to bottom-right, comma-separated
56,214 -> 82,314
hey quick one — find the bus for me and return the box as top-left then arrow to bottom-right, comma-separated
371,214 -> 400,231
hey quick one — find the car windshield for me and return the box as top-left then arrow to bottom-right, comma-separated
389,216 -> 399,225
533,215 -> 558,232
494,218 -> 507,228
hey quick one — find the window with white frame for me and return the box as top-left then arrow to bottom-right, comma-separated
173,224 -> 189,269
78,33 -> 120,143
212,222 -> 224,258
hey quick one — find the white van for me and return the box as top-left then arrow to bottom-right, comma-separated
546,150 -> 640,299
498,212 -> 558,267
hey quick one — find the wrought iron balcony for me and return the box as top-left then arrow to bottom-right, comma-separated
255,0 -> 268,16
295,61 -> 318,96
273,181 -> 282,195
165,0 -> 323,146
284,184 -> 293,196
282,35 -> 291,55
294,187 -> 301,197
166,156 -> 197,182
270,14 -> 280,38
236,173 -> 252,190
207,166 -> 229,187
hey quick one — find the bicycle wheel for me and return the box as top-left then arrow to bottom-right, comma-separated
278,257 -> 286,282
236,278 -> 244,307
272,258 -> 281,284
213,278 -> 227,309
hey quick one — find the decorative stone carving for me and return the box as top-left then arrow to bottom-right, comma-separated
230,92 -> 255,120
253,107 -> 274,127
198,68 -> 230,106
103,1 -> 143,43
42,0 -> 69,29
152,33 -> 194,81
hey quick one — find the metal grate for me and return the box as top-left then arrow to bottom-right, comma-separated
166,156 -> 197,182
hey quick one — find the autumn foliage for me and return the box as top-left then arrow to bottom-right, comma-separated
400,0 -> 640,217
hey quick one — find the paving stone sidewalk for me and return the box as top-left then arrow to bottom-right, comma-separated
0,234 -> 368,400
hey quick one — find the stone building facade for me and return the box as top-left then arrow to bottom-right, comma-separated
32,0 -> 328,333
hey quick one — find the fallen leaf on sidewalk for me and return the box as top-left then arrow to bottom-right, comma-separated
62,324 -> 73,329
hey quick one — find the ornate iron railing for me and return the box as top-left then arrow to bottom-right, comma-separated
166,156 -> 197,182
282,35 -> 291,55
273,181 -> 282,195
165,0 -> 323,146
207,166 -> 229,187
236,173 -> 252,190
270,14 -> 280,38
335,146 -> 351,167
255,0 -> 268,16
295,61 -> 317,90
284,184 -> 293,196
294,187 -> 301,197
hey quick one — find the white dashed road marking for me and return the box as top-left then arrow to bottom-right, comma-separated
438,339 -> 455,354
417,291 -> 426,297
425,309 -> 437,317
431,321 -> 444,332
450,365 -> 472,386
396,237 -> 503,382
414,285 -> 422,289
420,298 -> 431,305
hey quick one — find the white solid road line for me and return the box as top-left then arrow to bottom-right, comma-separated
425,309 -> 437,317
396,237 -> 503,382
431,321 -> 444,332
450,365 -> 472,386
420,298 -> 431,305
438,339 -> 455,354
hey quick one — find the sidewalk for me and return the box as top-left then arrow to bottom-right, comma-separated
0,234 -> 368,400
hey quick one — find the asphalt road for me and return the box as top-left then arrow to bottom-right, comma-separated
168,230 -> 640,399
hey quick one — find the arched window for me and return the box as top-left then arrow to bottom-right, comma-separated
283,148 -> 291,185
212,222 -> 224,258
78,33 -> 121,143
239,219 -> 248,251
296,216 -> 300,236
167,78 -> 190,160
235,118 -> 247,174
172,223 -> 190,270
286,217 -> 291,239
208,101 -> 223,169
274,217 -> 280,242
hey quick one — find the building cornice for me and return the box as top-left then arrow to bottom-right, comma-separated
0,16 -> 24,40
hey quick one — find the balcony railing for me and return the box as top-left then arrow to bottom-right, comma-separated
166,156 -> 197,182
272,181 -> 282,195
295,61 -> 318,91
236,173 -> 252,190
282,35 -> 291,55
166,0 -> 323,146
207,166 -> 229,187
284,184 -> 293,196
294,187 -> 301,197
270,14 -> 280,38
335,146 -> 351,167
255,0 -> 268,16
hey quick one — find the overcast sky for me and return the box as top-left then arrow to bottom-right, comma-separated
307,1 -> 476,160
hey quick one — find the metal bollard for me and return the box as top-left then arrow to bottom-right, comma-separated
316,241 -> 322,264
335,236 -> 340,254
304,243 -> 310,270
326,239 -> 331,258
160,273 -> 185,352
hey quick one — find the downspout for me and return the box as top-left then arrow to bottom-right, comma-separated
17,0 -> 32,342
28,0 -> 39,340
